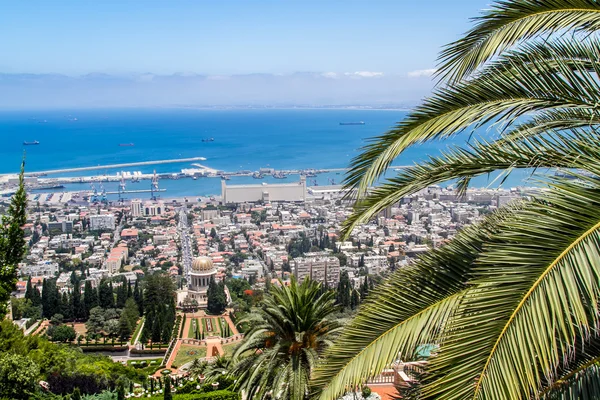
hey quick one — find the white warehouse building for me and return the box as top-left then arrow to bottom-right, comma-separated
221,176 -> 307,203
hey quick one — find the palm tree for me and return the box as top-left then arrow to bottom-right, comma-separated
231,278 -> 339,399
311,1 -> 600,400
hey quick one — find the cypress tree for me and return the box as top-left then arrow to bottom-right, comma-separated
98,279 -> 114,309
83,280 -> 98,317
60,291 -> 74,320
25,277 -> 33,302
133,279 -> 143,315
116,278 -> 127,308
0,158 -> 27,317
163,376 -> 172,400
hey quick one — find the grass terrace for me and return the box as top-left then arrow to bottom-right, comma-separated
171,345 -> 207,369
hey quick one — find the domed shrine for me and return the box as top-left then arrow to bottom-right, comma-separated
187,256 -> 217,307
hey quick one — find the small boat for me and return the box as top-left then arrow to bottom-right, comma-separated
23,140 -> 40,145
273,172 -> 288,179
221,176 -> 231,181
339,121 -> 365,125
119,143 -> 135,147
252,172 -> 265,179
202,138 -> 215,142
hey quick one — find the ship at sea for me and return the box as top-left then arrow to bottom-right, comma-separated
202,138 -> 215,142
339,121 -> 365,125
252,172 -> 265,179
23,140 -> 40,145
273,172 -> 288,179
119,143 -> 135,147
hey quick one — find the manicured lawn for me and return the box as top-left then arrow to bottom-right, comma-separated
222,343 -> 239,357
187,318 -> 200,339
171,345 -> 207,368
202,317 -> 220,335
131,317 -> 144,343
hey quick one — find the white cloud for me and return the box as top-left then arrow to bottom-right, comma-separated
320,72 -> 338,79
344,71 -> 384,78
407,68 -> 437,78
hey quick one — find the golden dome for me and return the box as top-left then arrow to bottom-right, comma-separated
191,256 -> 215,273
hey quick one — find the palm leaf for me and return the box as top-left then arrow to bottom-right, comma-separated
342,130 -> 600,238
538,336 -> 600,399
310,209 -> 516,400
437,0 -> 600,83
424,179 -> 600,399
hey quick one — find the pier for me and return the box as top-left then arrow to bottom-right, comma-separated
17,157 -> 208,176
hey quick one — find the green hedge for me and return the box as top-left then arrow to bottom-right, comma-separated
145,391 -> 239,400
130,348 -> 167,355
79,345 -> 128,352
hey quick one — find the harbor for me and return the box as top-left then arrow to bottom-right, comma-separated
0,156 -> 413,202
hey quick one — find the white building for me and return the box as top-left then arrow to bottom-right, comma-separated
89,214 -> 115,231
19,261 -> 59,278
131,199 -> 143,217
293,256 -> 340,287
143,201 -> 164,217
187,256 -> 218,308
222,177 -> 307,203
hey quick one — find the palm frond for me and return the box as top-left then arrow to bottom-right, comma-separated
311,209 -> 516,400
342,130 -> 600,238
502,108 -> 600,143
437,0 -> 600,83
344,36 -> 600,199
538,336 -> 600,399
423,179 -> 600,399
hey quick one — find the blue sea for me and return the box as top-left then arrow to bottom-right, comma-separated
0,108 -> 536,198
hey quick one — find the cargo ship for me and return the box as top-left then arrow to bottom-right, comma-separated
23,140 -> 40,145
119,143 -> 135,147
339,121 -> 365,125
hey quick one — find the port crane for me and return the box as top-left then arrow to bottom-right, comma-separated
150,170 -> 160,200
118,175 -> 127,202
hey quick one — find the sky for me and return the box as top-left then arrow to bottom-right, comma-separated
0,0 -> 491,107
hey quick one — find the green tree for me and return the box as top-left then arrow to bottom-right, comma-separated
122,297 -> 140,331
312,2 -> 600,399
231,278 -> 338,399
0,159 -> 27,317
41,278 -> 60,319
98,279 -> 114,309
83,280 -> 98,318
118,313 -> 132,340
0,353 -> 40,399
335,271 -> 351,309
47,324 -> 76,343
117,383 -> 125,400
85,306 -> 106,336
207,275 -> 227,315
141,274 -> 175,343
163,375 -> 172,400
115,276 -> 128,308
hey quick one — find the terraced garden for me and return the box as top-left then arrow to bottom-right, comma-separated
171,345 -> 207,369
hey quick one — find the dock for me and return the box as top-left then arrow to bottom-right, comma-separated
16,157 -> 208,176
